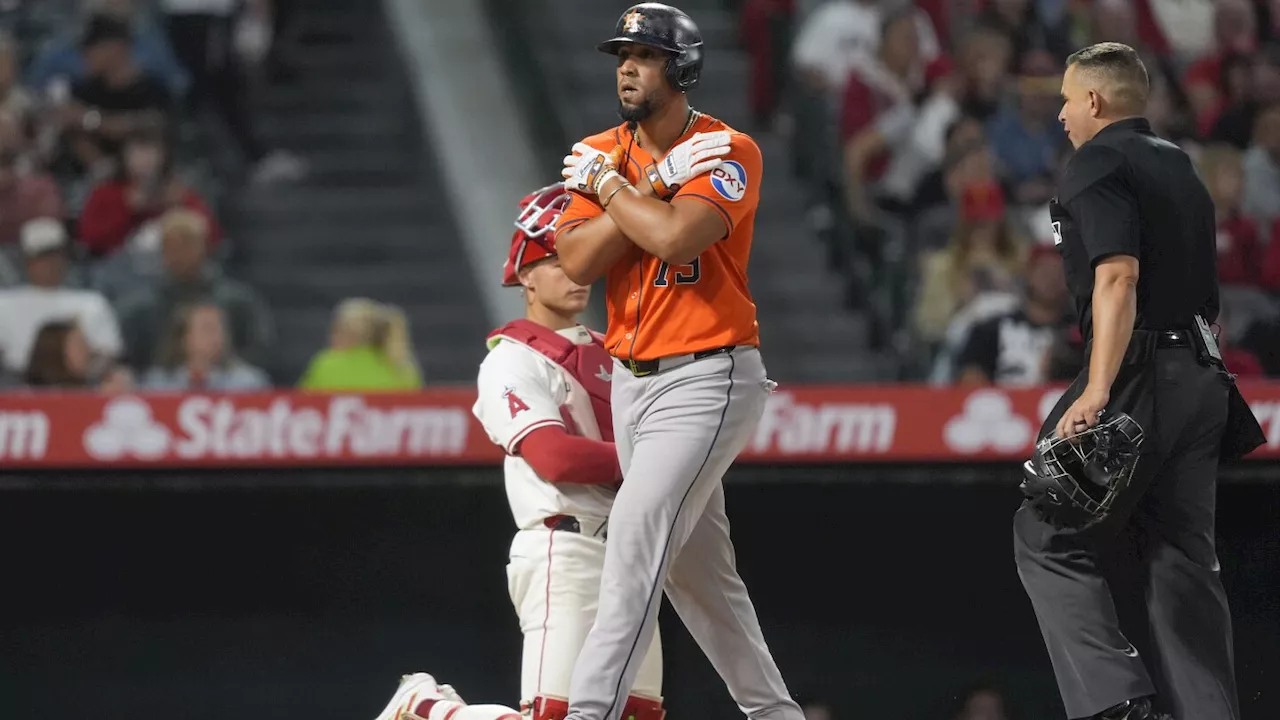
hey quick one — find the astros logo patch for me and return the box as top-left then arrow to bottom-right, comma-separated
711,160 -> 747,202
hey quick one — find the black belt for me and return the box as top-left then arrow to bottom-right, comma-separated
1155,329 -> 1192,348
620,346 -> 735,377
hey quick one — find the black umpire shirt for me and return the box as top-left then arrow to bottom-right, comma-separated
1049,118 -> 1219,343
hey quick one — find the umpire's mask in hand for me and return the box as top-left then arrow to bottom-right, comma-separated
1020,410 -> 1145,526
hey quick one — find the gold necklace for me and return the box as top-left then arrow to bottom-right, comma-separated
635,108 -> 698,150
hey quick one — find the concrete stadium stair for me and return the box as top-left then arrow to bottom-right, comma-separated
230,0 -> 490,384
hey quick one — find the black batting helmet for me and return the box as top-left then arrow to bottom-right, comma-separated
597,3 -> 704,92
1020,410 -> 1146,526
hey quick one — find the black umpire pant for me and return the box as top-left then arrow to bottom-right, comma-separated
1013,345 -> 1238,720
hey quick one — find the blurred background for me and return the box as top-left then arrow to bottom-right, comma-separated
0,0 -> 1277,719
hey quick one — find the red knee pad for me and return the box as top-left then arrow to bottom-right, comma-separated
531,695 -> 569,720
622,694 -> 665,720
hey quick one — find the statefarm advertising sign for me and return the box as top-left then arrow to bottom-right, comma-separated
2,383 -> 1279,468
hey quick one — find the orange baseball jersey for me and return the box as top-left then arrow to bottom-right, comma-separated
556,113 -> 762,362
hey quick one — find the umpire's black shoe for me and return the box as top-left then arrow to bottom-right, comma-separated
1095,696 -> 1174,720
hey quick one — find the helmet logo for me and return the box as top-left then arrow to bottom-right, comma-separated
623,10 -> 644,33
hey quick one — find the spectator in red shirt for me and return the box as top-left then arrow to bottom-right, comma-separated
1184,0 -> 1258,136
77,123 -> 220,257
1197,143 -> 1264,287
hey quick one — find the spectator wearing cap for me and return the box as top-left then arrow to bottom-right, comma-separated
985,49 -> 1064,207
142,301 -> 270,391
59,14 -> 173,178
115,208 -> 273,372
78,124 -> 220,257
0,109 -> 64,246
956,243 -> 1071,387
0,218 -> 122,375
26,0 -> 189,103
913,180 -> 1026,345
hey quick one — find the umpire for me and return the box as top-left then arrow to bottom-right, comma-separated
1013,43 -> 1266,720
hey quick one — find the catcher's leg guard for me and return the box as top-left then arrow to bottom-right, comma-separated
530,695 -> 568,720
621,694 -> 665,720
529,694 -> 664,720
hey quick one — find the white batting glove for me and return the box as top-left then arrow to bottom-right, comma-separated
645,131 -> 731,199
562,142 -> 624,196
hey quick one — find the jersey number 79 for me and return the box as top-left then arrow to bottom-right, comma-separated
653,258 -> 701,286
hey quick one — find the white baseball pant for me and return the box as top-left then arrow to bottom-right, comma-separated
507,521 -> 663,709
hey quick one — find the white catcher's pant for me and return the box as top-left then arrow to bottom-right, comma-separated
507,524 -> 663,707
565,347 -> 803,720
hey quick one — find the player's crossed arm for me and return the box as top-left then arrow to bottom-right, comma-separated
555,132 -> 735,284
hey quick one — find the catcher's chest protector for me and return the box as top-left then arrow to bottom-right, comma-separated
489,319 -> 615,442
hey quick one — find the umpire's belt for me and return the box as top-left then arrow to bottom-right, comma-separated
618,346 -> 736,378
543,514 -> 608,539
1086,328 -> 1192,365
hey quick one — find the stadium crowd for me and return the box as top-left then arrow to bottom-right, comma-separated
0,0 -> 427,395
744,0 -> 1280,385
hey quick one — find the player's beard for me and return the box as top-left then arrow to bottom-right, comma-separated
617,89 -> 663,124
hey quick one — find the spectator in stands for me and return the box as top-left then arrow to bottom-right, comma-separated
59,14 -> 173,179
977,0 -> 1073,68
298,298 -> 422,391
26,0 -> 189,102
1184,0 -> 1259,137
159,0 -> 306,185
913,180 -> 1026,345
22,318 -> 133,391
1198,143 -> 1266,287
1209,52 -> 1264,148
78,123 -> 220,257
911,113 -> 985,217
0,218 -> 122,375
0,30 -> 33,119
955,244 -> 1070,386
791,0 -> 938,95
116,207 -> 273,372
954,22 -> 1012,121
141,301 -> 269,390
0,110 -> 65,245
840,6 -> 923,225
986,49 -> 1064,207
1243,102 -> 1280,244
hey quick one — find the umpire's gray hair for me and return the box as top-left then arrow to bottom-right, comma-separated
1066,42 -> 1150,114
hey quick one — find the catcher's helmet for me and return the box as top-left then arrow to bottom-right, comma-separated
503,183 -> 571,287
1020,410 -> 1146,525
597,3 -> 704,92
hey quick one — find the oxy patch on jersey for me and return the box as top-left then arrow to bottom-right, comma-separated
711,160 -> 747,202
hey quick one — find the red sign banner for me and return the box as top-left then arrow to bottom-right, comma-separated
1,383 -> 1278,468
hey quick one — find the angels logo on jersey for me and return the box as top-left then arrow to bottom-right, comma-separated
504,386 -> 530,418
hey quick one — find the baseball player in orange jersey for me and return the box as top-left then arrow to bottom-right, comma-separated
553,4 -> 805,720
